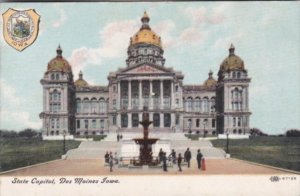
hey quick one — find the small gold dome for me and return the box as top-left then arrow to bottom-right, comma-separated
75,71 -> 89,87
47,45 -> 72,73
203,70 -> 217,87
130,12 -> 162,48
220,44 -> 244,72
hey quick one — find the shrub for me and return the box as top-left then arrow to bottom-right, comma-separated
286,129 -> 300,137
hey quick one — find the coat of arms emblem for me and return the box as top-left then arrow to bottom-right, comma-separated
2,8 -> 40,51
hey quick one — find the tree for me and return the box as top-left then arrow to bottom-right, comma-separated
18,128 -> 38,138
250,128 -> 268,136
286,129 -> 300,137
0,130 -> 18,138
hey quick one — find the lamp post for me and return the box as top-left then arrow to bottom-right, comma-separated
63,130 -> 66,154
203,119 -> 208,138
226,129 -> 229,154
46,123 -> 49,136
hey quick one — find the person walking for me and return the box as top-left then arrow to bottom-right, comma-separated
109,152 -> 114,172
162,152 -> 168,172
169,149 -> 176,164
196,149 -> 203,170
184,148 -> 192,168
104,151 -> 109,163
158,148 -> 164,163
117,134 -> 120,142
177,153 -> 182,172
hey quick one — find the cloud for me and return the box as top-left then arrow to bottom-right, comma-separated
52,7 -> 66,28
0,80 -> 41,130
68,19 -> 139,77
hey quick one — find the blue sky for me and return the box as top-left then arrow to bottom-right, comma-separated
0,2 -> 299,134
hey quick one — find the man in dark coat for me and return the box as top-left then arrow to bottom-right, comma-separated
162,152 -> 168,172
158,148 -> 164,163
184,148 -> 192,168
104,151 -> 109,163
177,153 -> 182,172
169,149 -> 176,164
196,149 -> 203,170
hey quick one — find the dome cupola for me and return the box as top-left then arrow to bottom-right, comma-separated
74,71 -> 89,87
47,45 -> 72,73
203,70 -> 217,88
219,44 -> 245,72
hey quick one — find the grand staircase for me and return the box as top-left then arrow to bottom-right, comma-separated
65,133 -> 225,159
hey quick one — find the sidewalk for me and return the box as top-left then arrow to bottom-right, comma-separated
1,159 -> 296,176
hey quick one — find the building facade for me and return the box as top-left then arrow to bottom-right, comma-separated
40,12 -> 251,136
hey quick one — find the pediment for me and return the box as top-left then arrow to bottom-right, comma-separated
121,64 -> 170,74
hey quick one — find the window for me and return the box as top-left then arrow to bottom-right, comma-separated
188,119 -> 192,129
76,120 -> 80,129
196,119 -> 200,127
51,119 -> 55,129
113,99 -> 117,109
194,97 -> 201,112
76,99 -> 81,113
121,114 -> 128,128
56,131 -> 59,135
51,74 -> 55,80
175,85 -> 178,92
132,113 -> 139,127
50,90 -> 61,112
99,98 -> 106,113
55,73 -> 59,80
113,86 -> 116,92
175,115 -> 180,126
91,98 -> 97,113
56,119 -> 60,129
238,129 -> 242,134
153,113 -> 160,127
186,97 -> 193,112
113,116 -> 116,125
83,98 -> 89,113
92,119 -> 96,129
176,99 -> 179,106
203,97 -> 209,113
100,120 -> 104,129
237,72 -> 241,78
84,120 -> 88,129
212,119 -> 216,128
233,117 -> 236,127
210,97 -> 215,112
238,117 -> 241,127
233,72 -> 236,78
164,113 -> 171,127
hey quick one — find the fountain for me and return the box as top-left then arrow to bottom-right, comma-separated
132,108 -> 159,166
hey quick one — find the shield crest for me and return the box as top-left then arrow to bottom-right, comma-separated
2,8 -> 40,51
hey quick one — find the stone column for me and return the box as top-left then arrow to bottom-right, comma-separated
149,112 -> 153,128
138,113 -> 142,128
139,80 -> 142,110
128,113 -> 132,128
171,113 -> 175,129
117,80 -> 121,110
128,80 -> 132,110
171,80 -> 174,109
149,80 -> 153,109
160,113 -> 164,128
160,80 -> 164,109
117,113 -> 121,128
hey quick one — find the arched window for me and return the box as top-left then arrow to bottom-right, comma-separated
50,131 -> 54,135
196,119 -> 200,127
99,98 -> 106,113
76,99 -> 81,113
121,114 -> 128,128
51,74 -> 55,80
84,120 -> 89,129
238,129 -> 242,134
92,119 -> 96,129
210,97 -> 215,112
164,113 -> 171,127
237,72 -> 241,78
233,129 -> 237,134
188,119 -> 192,130
83,98 -> 89,113
195,97 -> 201,112
132,113 -> 139,127
91,98 -> 97,113
153,113 -> 160,127
212,119 -> 216,128
232,88 -> 242,111
203,97 -> 209,113
233,72 -> 236,78
55,73 -> 59,80
186,97 -> 193,112
56,130 -> 59,135
113,99 -> 117,109
50,90 -> 61,112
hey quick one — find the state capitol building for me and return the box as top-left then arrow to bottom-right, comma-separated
40,12 -> 251,136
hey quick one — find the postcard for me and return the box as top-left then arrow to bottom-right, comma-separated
0,1 -> 299,196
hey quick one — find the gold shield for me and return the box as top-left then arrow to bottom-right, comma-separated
2,8 -> 40,51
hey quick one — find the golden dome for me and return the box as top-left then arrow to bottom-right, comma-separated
130,12 -> 162,48
75,71 -> 89,87
203,70 -> 217,88
47,46 -> 72,73
220,44 -> 245,72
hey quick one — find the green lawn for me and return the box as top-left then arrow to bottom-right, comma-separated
211,136 -> 300,172
0,137 -> 81,172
